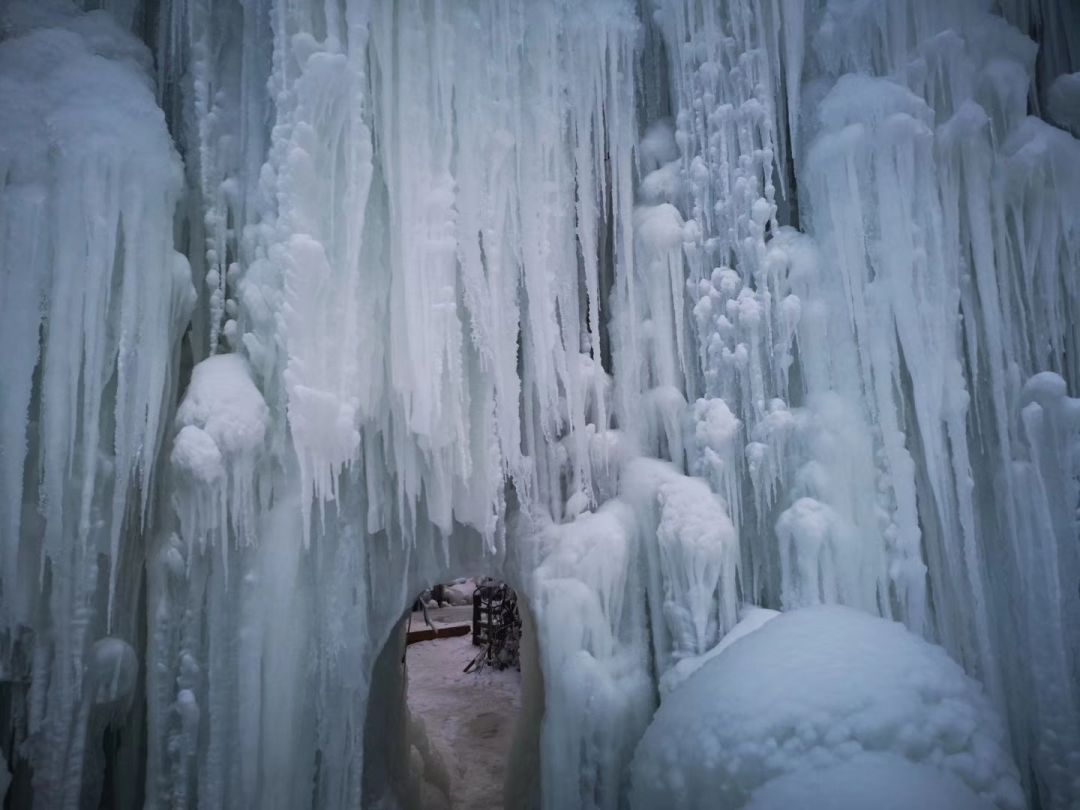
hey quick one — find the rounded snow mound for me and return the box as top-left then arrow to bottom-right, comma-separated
629,605 -> 1023,810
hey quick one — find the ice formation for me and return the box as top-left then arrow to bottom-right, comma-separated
630,605 -> 1024,810
0,0 -> 1078,808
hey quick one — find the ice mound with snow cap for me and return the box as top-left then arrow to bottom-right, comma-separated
630,605 -> 1023,810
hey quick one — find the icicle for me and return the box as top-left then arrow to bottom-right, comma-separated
0,3 -> 190,807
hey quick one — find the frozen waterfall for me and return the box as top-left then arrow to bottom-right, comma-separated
0,0 -> 1078,807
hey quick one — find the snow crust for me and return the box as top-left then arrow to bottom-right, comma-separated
631,606 -> 1024,810
404,632 -> 521,809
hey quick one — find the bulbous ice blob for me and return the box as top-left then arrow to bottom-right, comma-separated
90,638 -> 138,707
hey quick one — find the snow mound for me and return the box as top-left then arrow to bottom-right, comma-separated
743,753 -> 991,810
630,605 -> 1023,810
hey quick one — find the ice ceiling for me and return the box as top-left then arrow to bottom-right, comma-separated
0,0 -> 1078,808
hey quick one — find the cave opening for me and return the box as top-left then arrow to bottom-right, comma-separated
363,576 -> 543,810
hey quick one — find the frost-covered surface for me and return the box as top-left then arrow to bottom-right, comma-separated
2,0 -> 1079,807
631,606 -> 1024,810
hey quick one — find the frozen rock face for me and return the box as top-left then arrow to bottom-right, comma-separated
1,0 -> 1079,808
630,606 -> 1025,810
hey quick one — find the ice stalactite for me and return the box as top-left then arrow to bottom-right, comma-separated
223,0 -> 643,537
531,505 -> 653,810
153,0 -> 273,362
147,1 -> 653,809
2,0 -> 1079,807
622,460 -> 740,676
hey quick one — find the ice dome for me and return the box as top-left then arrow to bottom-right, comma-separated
630,606 -> 1024,810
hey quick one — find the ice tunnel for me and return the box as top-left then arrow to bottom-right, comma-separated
0,0 -> 1079,808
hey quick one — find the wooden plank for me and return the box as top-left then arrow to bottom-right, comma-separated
406,623 -> 471,645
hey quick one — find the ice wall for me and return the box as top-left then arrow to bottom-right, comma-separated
0,2 -> 191,807
1,0 -> 1078,808
652,1 -> 1080,804
145,2 -> 651,809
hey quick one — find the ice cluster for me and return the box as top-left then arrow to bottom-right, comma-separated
1,0 -> 1079,807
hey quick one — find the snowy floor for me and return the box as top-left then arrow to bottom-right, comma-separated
406,625 -> 522,809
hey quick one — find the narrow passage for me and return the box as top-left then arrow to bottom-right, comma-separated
406,601 -> 522,808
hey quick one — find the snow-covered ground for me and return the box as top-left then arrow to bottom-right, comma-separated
406,632 -> 522,809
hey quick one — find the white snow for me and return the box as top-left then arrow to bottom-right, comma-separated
405,633 -> 522,810
630,605 -> 1025,810
175,354 -> 269,464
